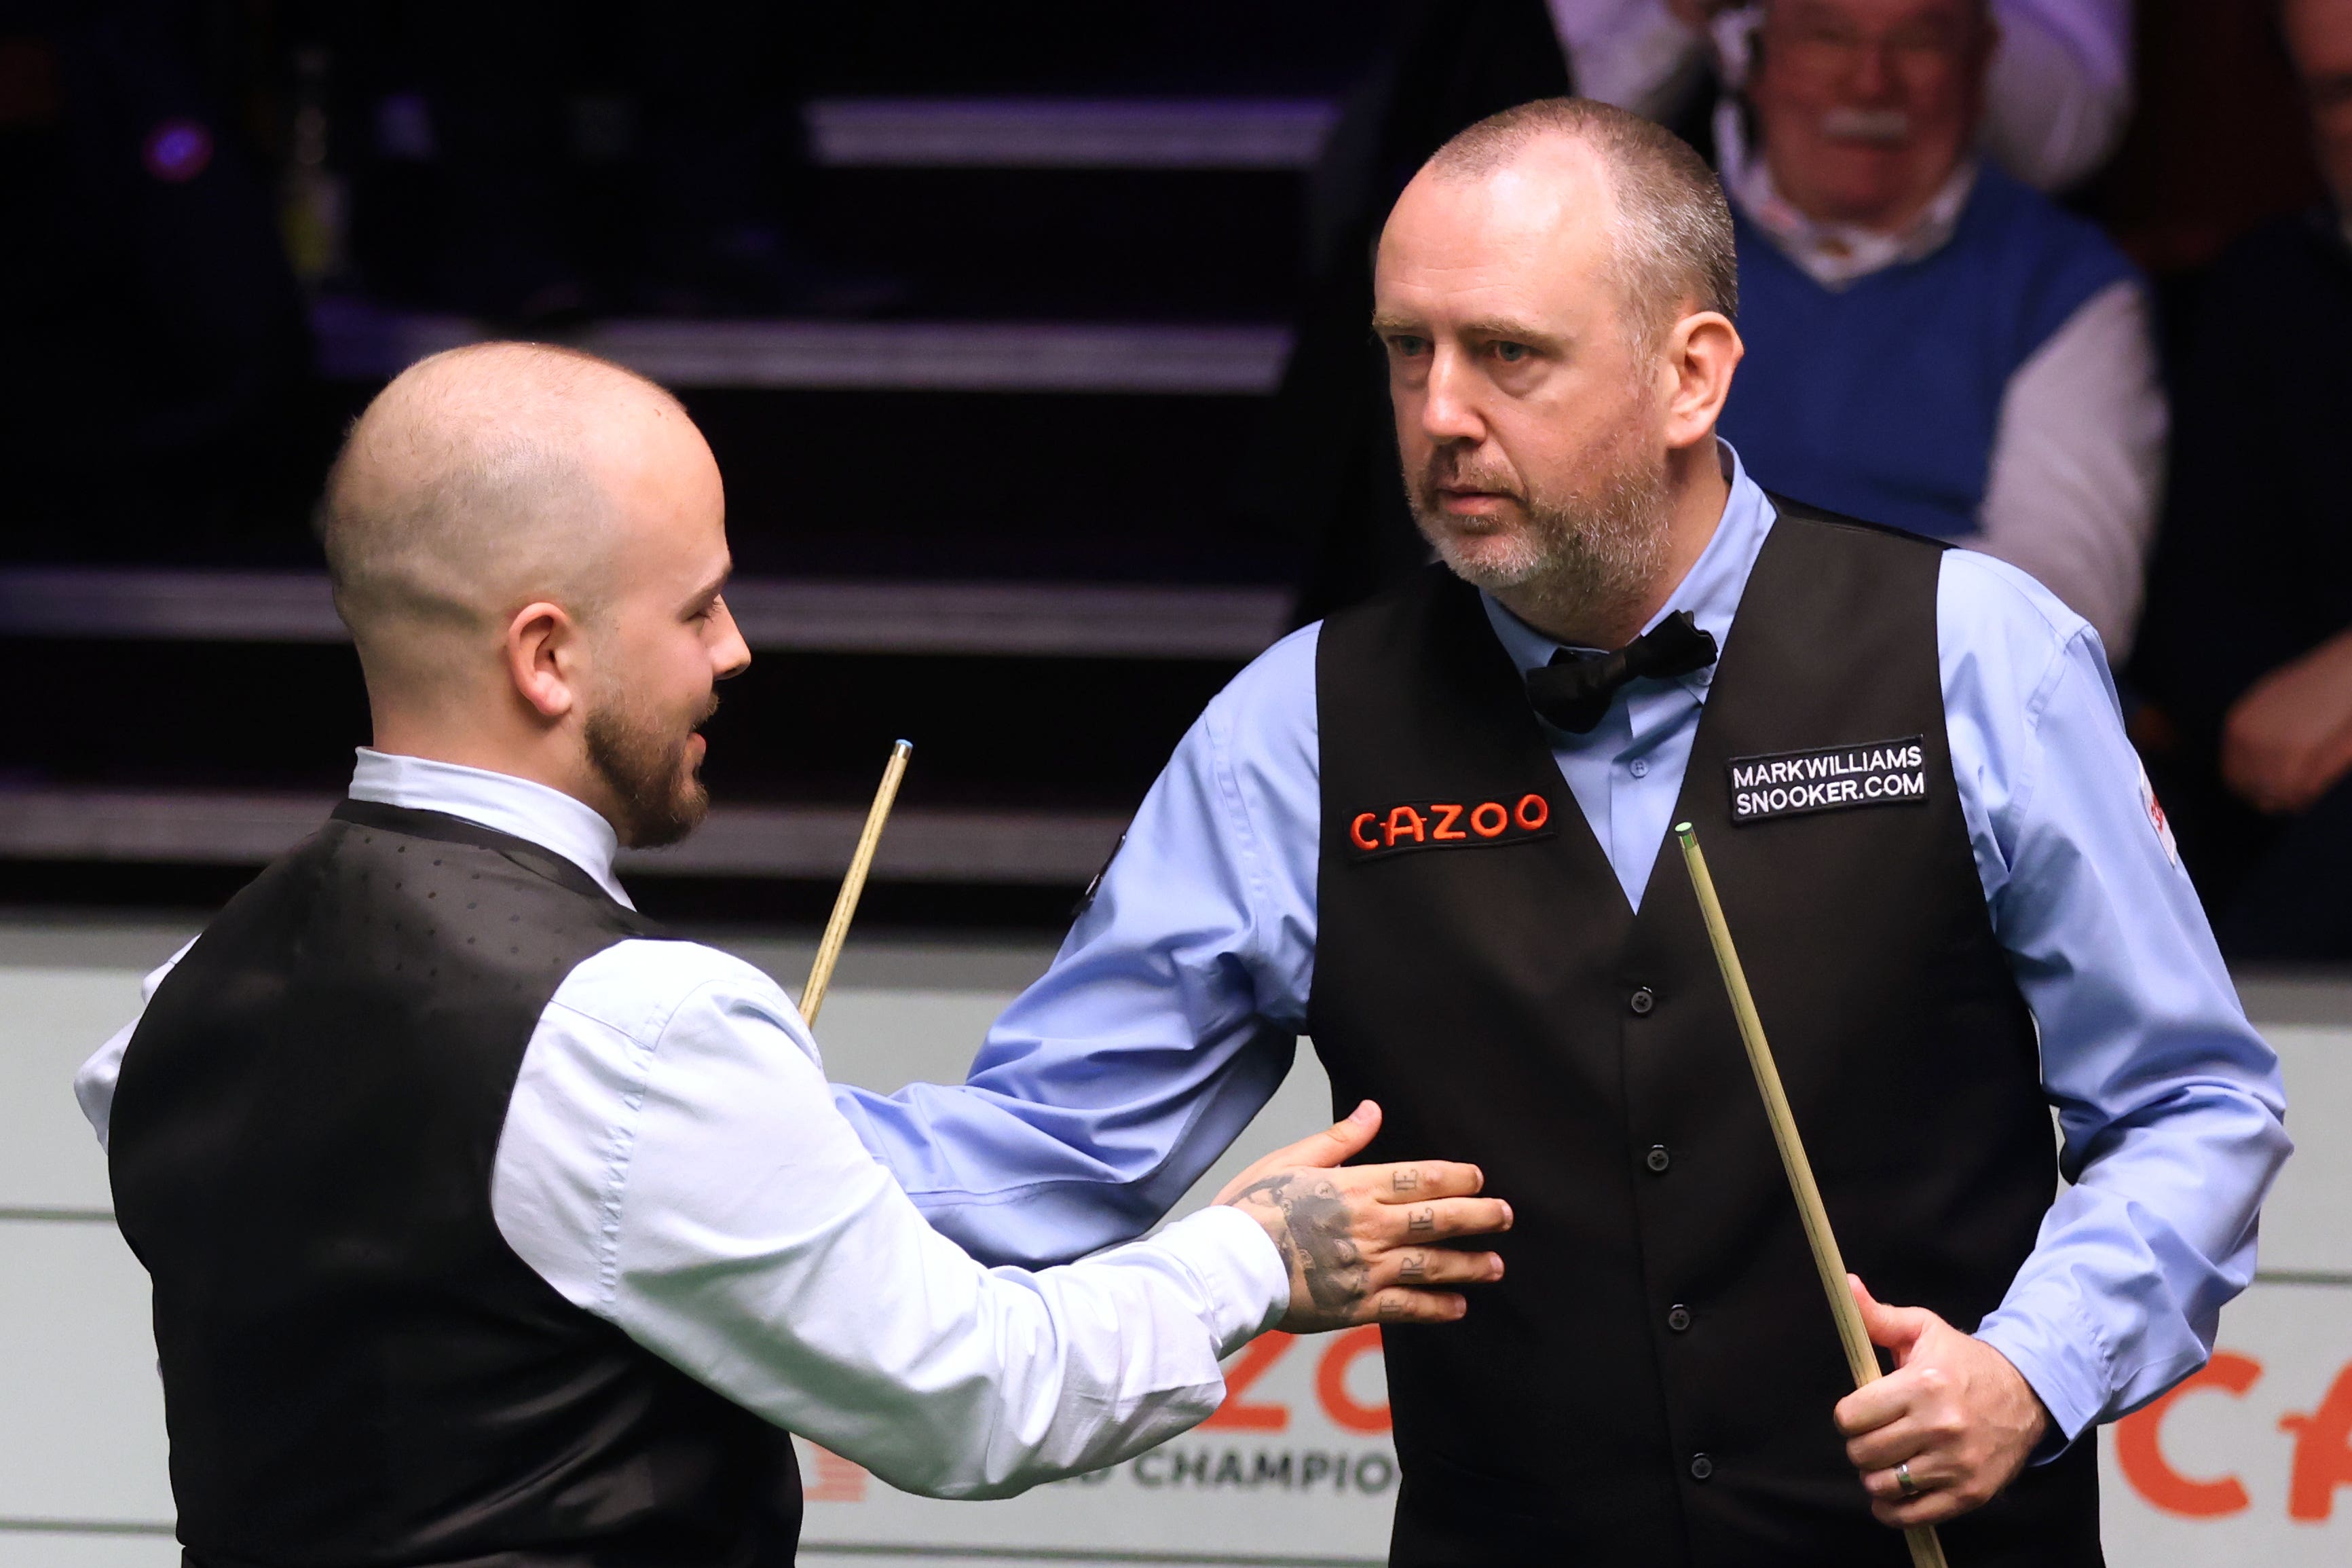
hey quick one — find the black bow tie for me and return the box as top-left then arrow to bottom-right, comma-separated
1524,611 -> 1719,734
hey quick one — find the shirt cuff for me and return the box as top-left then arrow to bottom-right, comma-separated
1973,1282 -> 2116,1458
1151,1206 -> 1290,1358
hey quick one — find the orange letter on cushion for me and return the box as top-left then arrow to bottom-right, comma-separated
2282,1360 -> 2352,1521
1203,1332 -> 1292,1431
1315,1325 -> 1392,1434
2114,1352 -> 2260,1516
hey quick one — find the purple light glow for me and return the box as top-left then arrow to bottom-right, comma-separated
143,119 -> 214,183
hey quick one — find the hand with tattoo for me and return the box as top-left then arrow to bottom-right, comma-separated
1215,1100 -> 1511,1332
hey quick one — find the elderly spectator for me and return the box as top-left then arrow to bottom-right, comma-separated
1704,0 -> 2165,658
2138,0 -> 2352,959
1557,0 -> 2135,192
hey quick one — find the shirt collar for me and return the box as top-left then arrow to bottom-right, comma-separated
347,748 -> 633,908
1715,96 -> 1977,291
1480,438 -> 1775,688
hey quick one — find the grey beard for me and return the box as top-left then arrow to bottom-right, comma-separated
1412,453 -> 1671,639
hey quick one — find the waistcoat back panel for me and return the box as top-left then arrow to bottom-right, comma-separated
111,800 -> 802,1568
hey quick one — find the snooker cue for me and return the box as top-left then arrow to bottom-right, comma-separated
800,739 -> 912,1027
1675,823 -> 1952,1568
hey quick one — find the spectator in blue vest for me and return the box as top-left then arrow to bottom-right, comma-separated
1710,0 -> 2165,658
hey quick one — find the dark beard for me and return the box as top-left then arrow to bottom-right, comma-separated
585,692 -> 713,849
1408,428 -> 1671,639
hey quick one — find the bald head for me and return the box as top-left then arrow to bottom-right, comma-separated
318,342 -> 705,696
317,341 -> 747,847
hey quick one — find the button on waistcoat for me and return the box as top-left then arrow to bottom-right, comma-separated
1308,510 -> 2099,1566
109,800 -> 803,1567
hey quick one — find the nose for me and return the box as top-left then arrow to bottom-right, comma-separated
1419,346 -> 1487,446
711,598 -> 752,679
1847,37 -> 1896,100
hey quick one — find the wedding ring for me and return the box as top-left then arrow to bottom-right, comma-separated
1896,1461 -> 1921,1499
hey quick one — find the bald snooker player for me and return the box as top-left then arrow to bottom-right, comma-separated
73,342 -> 1514,1567
833,100 -> 2291,1564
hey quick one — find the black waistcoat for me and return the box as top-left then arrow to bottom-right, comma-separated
109,800 -> 802,1568
1309,508 -> 2101,1567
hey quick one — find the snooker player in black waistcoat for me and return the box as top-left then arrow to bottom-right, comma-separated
829,99 -> 2290,1565
75,343 -> 1516,1567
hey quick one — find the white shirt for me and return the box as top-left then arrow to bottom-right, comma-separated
76,749 -> 1290,1501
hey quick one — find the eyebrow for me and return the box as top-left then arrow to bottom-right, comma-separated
1453,317 -> 1564,347
682,565 -> 732,610
1370,312 -> 1565,348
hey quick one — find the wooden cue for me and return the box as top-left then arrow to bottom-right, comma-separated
800,739 -> 912,1027
1675,822 -> 1952,1568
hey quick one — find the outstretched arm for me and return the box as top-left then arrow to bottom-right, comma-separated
500,941 -> 1503,1499
833,629 -> 1328,1267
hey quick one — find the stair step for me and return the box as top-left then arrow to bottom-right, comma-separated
0,639 -> 1245,808
0,788 -> 1124,885
314,303 -> 1293,394
0,570 -> 1289,660
804,97 -> 1337,169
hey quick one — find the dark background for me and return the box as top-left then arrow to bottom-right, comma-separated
0,0 -> 2326,933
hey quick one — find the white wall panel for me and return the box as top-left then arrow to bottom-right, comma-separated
0,1530 -> 177,1568
2,932 -> 2343,1565
0,1220 -> 172,1526
2259,1026 -> 2352,1275
0,969 -> 149,1214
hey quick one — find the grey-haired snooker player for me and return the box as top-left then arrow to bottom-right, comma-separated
832,99 -> 2291,1565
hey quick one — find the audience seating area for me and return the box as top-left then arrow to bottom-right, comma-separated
0,8 -> 1381,921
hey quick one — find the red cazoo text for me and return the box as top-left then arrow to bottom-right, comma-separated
2115,1351 -> 2352,1521
1203,1328 -> 1391,1434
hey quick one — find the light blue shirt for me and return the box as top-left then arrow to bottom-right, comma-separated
835,447 -> 2290,1448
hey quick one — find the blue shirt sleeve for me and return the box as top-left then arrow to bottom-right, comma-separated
1937,550 -> 2292,1445
831,627 -> 1326,1268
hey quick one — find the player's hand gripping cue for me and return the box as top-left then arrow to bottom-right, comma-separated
1216,1100 -> 1512,1332
1837,1273 -> 2051,1529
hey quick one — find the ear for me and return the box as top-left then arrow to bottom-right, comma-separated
1661,310 -> 1742,452
503,601 -> 586,724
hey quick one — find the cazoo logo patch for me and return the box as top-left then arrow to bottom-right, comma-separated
1345,793 -> 1554,859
